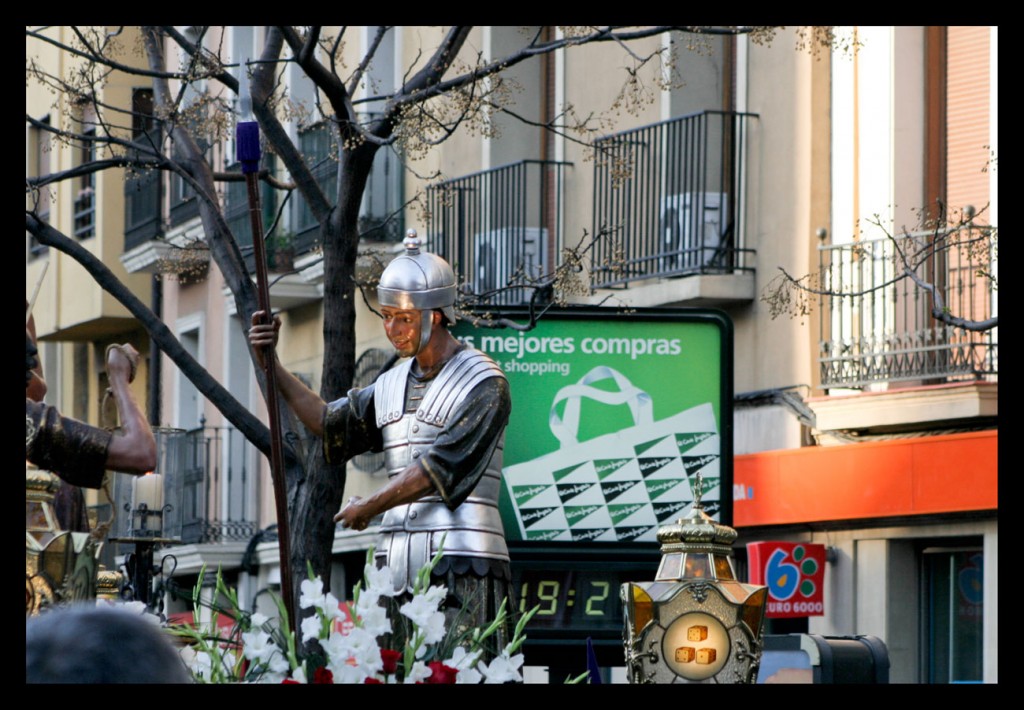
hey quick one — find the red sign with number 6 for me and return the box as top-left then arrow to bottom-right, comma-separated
746,542 -> 826,618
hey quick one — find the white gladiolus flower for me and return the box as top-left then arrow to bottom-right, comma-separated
299,577 -> 327,610
364,564 -> 398,597
419,610 -> 447,646
322,592 -> 344,620
478,650 -> 525,684
354,600 -> 391,638
267,652 -> 291,674
344,627 -> 384,674
400,593 -> 443,627
174,545 -> 530,684
241,629 -> 276,663
300,614 -> 322,644
444,647 -> 483,684
404,660 -> 432,684
421,584 -> 447,607
329,659 -> 368,684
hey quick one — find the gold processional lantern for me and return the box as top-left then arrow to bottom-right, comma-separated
26,429 -> 187,616
621,473 -> 768,683
26,464 -> 101,615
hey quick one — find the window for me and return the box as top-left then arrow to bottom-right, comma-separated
74,126 -> 97,239
291,120 -> 337,252
28,115 -> 51,258
921,544 -> 984,683
176,322 -> 202,430
124,88 -> 163,248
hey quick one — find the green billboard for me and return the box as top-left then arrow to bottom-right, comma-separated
453,307 -> 733,544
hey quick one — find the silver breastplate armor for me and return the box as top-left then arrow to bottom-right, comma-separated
373,348 -> 508,593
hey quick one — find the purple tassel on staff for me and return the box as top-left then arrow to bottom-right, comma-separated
236,121 -> 262,175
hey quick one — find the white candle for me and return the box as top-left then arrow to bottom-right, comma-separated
132,473 -> 164,533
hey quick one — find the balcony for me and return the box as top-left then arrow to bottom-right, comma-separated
426,159 -> 570,307
105,425 -> 260,577
178,424 -> 260,545
818,227 -> 997,389
589,110 -> 756,305
291,120 -> 335,258
224,161 -> 279,273
121,129 -> 214,278
169,175 -> 200,227
292,116 -> 404,255
124,167 -> 163,251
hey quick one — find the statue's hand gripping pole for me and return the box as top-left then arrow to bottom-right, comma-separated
237,121 -> 295,621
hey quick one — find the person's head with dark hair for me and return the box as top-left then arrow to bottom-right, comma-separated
26,605 -> 192,684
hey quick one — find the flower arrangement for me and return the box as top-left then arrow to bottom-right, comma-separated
171,542 -> 551,684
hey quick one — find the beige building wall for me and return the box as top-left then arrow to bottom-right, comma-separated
730,29 -> 823,396
28,27 -> 151,342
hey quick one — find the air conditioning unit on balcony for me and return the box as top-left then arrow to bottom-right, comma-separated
659,192 -> 727,272
472,227 -> 549,296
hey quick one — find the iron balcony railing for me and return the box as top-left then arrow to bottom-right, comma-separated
818,226 -> 997,388
169,174 -> 200,227
223,160 -> 283,274
179,424 -> 260,545
292,115 -> 405,252
292,120 -> 336,256
426,159 -> 570,307
591,110 -> 756,288
124,128 -> 164,250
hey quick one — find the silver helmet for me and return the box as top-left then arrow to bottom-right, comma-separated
377,229 -> 457,353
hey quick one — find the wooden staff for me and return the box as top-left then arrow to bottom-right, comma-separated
236,121 -> 295,621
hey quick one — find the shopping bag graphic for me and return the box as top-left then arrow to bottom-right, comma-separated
503,365 -> 720,542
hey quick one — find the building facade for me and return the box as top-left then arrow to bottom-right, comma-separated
26,26 -> 996,683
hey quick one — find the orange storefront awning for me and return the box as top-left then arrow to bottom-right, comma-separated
733,430 -> 997,527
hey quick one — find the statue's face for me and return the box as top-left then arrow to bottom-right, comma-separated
381,306 -> 424,358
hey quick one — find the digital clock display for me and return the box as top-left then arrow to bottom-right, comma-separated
508,545 -> 659,671
510,546 -> 660,637
515,568 -> 621,631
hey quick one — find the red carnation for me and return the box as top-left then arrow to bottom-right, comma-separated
425,661 -> 459,684
364,677 -> 383,684
312,666 -> 334,684
380,649 -> 402,675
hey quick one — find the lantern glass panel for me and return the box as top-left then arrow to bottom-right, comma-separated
657,553 -> 683,580
684,553 -> 711,579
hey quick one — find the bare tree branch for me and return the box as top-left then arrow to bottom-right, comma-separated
277,25 -> 354,124
160,25 -> 240,93
26,26 -> 190,81
27,158 -> 165,188
347,25 -> 390,97
252,28 -> 333,225
904,266 -> 998,332
26,212 -> 271,451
